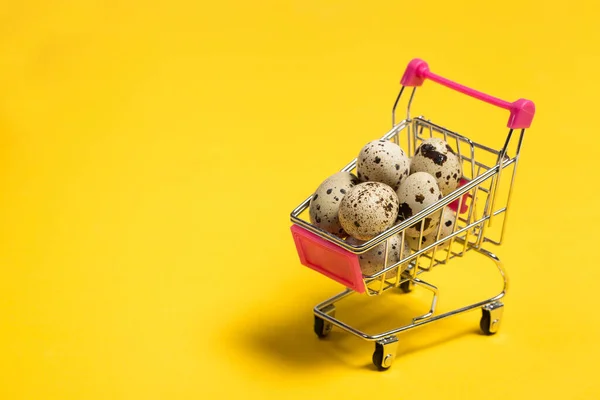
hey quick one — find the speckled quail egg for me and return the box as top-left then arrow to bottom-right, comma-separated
411,138 -> 463,196
357,140 -> 410,190
407,207 -> 457,251
339,182 -> 399,241
346,235 -> 411,278
396,172 -> 442,237
309,171 -> 359,236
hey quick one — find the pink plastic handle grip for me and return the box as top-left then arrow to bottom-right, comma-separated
400,58 -> 535,129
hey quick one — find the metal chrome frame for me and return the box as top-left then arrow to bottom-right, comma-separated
290,84 -> 526,368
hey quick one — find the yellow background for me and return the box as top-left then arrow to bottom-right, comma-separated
1,1 -> 598,399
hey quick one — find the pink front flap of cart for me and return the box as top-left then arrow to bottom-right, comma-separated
290,225 -> 365,293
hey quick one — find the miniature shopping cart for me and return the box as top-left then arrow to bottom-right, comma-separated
289,58 -> 535,370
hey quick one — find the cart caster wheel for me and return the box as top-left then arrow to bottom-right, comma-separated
400,279 -> 414,293
313,305 -> 335,338
480,302 -> 504,335
480,311 -> 492,335
372,337 -> 399,371
314,316 -> 332,338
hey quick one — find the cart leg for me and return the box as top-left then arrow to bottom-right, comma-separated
399,268 -> 415,293
372,336 -> 399,371
400,279 -> 414,293
480,301 -> 504,335
314,304 -> 336,338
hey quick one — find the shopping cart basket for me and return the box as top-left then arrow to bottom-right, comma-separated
289,58 -> 535,370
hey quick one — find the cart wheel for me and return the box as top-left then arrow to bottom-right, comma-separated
372,337 -> 399,371
480,302 -> 504,335
480,310 -> 493,335
314,316 -> 332,338
400,279 -> 414,293
372,344 -> 388,371
313,305 -> 335,338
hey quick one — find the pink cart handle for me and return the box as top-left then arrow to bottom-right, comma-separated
400,58 -> 535,129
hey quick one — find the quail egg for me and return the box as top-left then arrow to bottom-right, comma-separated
411,138 -> 463,196
347,235 -> 411,278
309,171 -> 359,236
339,182 -> 399,240
357,140 -> 410,190
407,207 -> 457,251
396,172 -> 442,237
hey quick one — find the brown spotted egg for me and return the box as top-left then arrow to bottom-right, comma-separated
411,138 -> 463,196
339,182 -> 399,241
357,140 -> 410,190
309,171 -> 359,236
396,172 -> 442,237
407,207 -> 456,251
346,235 -> 411,278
